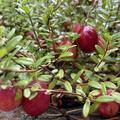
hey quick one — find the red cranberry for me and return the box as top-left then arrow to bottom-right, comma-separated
22,80 -> 50,116
98,102 -> 119,118
76,26 -> 99,53
0,87 -> 22,111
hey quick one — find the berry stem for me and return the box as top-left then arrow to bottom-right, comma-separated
27,13 -> 41,48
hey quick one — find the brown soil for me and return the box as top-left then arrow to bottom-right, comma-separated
0,107 -> 120,120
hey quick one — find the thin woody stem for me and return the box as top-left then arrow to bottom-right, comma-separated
0,68 -> 36,73
94,42 -> 109,69
37,89 -> 87,99
27,13 -> 41,48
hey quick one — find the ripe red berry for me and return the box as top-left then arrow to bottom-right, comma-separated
0,87 -> 22,111
72,23 -> 83,34
76,26 -> 99,53
22,80 -> 50,116
98,102 -> 119,118
53,35 -> 78,59
24,31 -> 34,38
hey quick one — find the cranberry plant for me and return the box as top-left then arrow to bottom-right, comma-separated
0,0 -> 120,118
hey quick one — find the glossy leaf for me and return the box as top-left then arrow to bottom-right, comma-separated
59,51 -> 73,58
0,47 -> 7,58
112,92 -> 120,103
6,35 -> 23,52
55,69 -> 64,79
64,81 -> 72,92
15,57 -> 34,65
104,81 -> 117,89
96,95 -> 115,102
7,28 -> 16,39
88,81 -> 101,89
83,99 -> 90,118
89,102 -> 99,114
24,88 -> 31,98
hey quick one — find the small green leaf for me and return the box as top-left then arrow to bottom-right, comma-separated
89,90 -> 100,97
0,26 -> 5,36
103,32 -> 112,41
67,32 -> 80,42
76,86 -> 86,97
84,70 -> 93,78
59,51 -> 73,58
101,82 -> 106,95
90,54 -> 99,63
55,69 -> 64,79
94,62 -> 105,72
98,14 -> 106,21
112,77 -> 120,82
112,92 -> 120,103
29,92 -> 38,100
71,73 -> 82,83
57,45 -> 72,51
72,33 -> 80,42
83,99 -> 90,118
107,48 -> 118,55
88,81 -> 101,89
64,81 -> 72,92
7,28 -> 16,39
38,75 -> 52,82
77,96 -> 83,102
0,47 -> 7,58
14,80 -> 29,87
6,35 -> 23,52
21,0 -> 28,4
20,6 -> 30,14
35,56 -> 47,67
112,32 -> 120,40
72,70 -> 84,83
52,69 -> 58,74
104,81 -> 117,89
95,45 -> 105,55
31,83 -> 41,92
48,80 -> 57,89
16,8 -> 25,14
24,88 -> 31,98
89,102 -> 99,114
15,91 -> 22,101
34,54 -> 54,67
96,95 -> 115,102
99,8 -> 109,15
15,57 -> 34,65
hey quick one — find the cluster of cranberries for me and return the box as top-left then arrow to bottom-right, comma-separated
0,24 -> 118,118
0,80 -> 50,116
53,23 -> 106,60
25,23 -> 105,60
72,23 -> 100,53
0,83 -> 119,118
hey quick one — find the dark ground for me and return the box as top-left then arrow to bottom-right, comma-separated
0,107 -> 120,120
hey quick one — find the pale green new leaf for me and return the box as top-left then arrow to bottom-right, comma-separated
64,81 -> 72,92
83,99 -> 90,118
